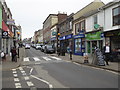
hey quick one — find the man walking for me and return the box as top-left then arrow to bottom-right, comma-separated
103,43 -> 111,65
11,47 -> 17,62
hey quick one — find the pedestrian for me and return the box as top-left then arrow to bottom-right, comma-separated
1,51 -> 6,61
57,46 -> 60,56
103,43 -> 111,65
11,47 -> 17,62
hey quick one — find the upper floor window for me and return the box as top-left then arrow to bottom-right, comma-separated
70,21 -> 72,30
93,15 -> 98,24
75,20 -> 85,34
113,6 -> 120,26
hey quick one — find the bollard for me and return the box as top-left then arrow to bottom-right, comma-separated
83,53 -> 89,63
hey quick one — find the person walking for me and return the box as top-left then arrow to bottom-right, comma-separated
103,43 -> 111,65
11,47 -> 17,62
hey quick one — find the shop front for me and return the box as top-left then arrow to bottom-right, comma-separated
2,21 -> 13,54
86,31 -> 104,54
59,34 -> 73,53
104,29 -> 120,50
73,32 -> 85,56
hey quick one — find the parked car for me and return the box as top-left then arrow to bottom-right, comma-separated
35,44 -> 41,50
44,45 -> 55,53
41,45 -> 45,52
25,44 -> 30,49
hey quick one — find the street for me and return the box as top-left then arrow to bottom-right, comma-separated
2,48 -> 119,89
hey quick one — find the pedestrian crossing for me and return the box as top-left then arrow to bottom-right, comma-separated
23,56 -> 62,62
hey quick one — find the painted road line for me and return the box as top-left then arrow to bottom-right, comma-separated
13,74 -> 18,77
24,76 -> 30,80
14,78 -> 20,82
42,57 -> 52,61
13,71 -> 17,74
33,57 -> 41,61
19,67 -> 23,71
29,68 -> 33,75
12,69 -> 16,71
31,75 -> 53,88
21,70 -> 25,73
15,83 -> 22,88
26,81 -> 34,87
49,56 -> 62,61
24,57 -> 30,62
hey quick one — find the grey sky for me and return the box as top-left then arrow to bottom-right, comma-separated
5,0 -> 112,39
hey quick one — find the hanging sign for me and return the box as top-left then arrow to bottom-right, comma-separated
2,31 -> 8,39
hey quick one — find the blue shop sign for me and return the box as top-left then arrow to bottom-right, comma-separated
59,36 -> 65,40
65,34 -> 73,39
73,34 -> 85,39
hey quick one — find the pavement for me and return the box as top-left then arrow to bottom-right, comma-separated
0,47 -> 25,71
0,48 -> 120,73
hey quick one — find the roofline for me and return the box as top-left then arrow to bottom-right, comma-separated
74,1 -> 104,15
43,14 -> 57,24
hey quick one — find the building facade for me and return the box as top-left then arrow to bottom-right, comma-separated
73,0 -> 104,56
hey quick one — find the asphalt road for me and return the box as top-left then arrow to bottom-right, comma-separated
2,47 -> 119,89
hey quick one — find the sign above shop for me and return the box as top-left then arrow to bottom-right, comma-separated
7,19 -> 15,25
2,31 -> 8,39
86,31 -> 103,40
65,34 -> 73,39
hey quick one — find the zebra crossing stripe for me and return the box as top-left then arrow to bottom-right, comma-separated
33,57 -> 41,61
42,57 -> 52,61
26,81 -> 34,87
15,83 -> 22,88
24,57 -> 29,61
49,56 -> 62,60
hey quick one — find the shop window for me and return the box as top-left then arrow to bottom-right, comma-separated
113,6 -> 120,26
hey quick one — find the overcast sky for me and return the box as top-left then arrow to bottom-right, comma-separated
5,0 -> 113,39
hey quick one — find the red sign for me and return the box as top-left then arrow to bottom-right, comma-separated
2,21 -> 13,37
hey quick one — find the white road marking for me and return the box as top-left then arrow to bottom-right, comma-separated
13,71 -> 17,74
22,73 -> 26,76
26,81 -> 34,87
12,69 -> 16,71
15,83 -> 22,88
14,78 -> 20,82
31,75 -> 53,88
49,56 -> 62,60
42,57 -> 52,61
24,57 -> 30,62
21,70 -> 25,73
33,57 -> 41,61
13,74 -> 18,77
19,67 -> 23,71
30,68 -> 33,75
24,76 -> 30,80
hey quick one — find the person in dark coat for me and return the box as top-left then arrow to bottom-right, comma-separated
11,47 -> 17,62
103,43 -> 111,65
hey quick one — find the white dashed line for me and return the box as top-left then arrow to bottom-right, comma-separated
26,81 -> 34,87
15,83 -> 22,88
13,74 -> 18,77
33,57 -> 41,61
24,57 -> 30,62
19,67 -> 24,71
49,56 -> 62,60
14,78 -> 20,82
24,76 -> 30,80
42,57 -> 52,61
13,71 -> 17,74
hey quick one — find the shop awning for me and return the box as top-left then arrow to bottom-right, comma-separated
2,21 -> 14,37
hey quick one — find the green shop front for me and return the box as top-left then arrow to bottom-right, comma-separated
86,31 -> 104,54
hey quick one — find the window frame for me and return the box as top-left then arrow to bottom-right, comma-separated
112,6 -> 120,26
